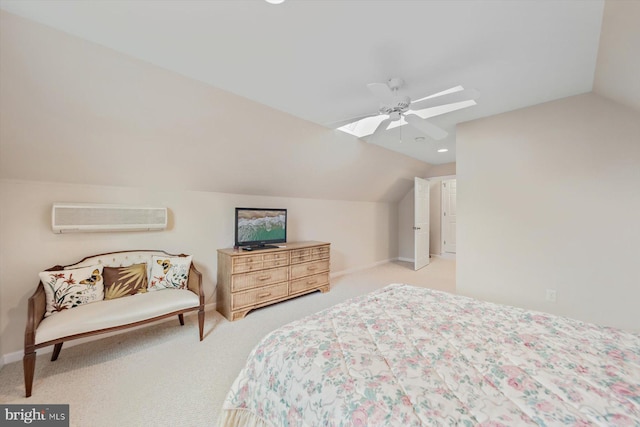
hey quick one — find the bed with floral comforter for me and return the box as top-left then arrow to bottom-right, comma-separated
218,284 -> 640,426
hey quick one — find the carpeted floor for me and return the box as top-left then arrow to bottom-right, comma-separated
0,258 -> 455,426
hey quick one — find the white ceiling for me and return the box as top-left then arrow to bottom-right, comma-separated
0,0 -> 605,164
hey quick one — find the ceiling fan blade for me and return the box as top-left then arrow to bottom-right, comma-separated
329,112 -> 378,129
367,82 -> 394,104
368,117 -> 393,143
337,114 -> 389,138
410,88 -> 480,110
403,114 -> 448,140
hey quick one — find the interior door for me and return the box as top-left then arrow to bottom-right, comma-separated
442,179 -> 457,253
414,177 -> 430,270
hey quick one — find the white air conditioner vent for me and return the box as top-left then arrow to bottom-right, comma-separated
52,203 -> 168,233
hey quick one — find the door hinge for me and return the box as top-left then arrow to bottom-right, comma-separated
444,212 -> 447,216
444,240 -> 446,244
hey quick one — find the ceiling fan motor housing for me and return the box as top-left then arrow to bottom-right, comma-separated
379,95 -> 411,116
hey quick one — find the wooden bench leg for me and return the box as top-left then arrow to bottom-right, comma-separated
198,308 -> 204,341
51,343 -> 63,361
178,313 -> 185,326
24,351 -> 36,398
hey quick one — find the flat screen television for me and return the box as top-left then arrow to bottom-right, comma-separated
234,208 -> 287,250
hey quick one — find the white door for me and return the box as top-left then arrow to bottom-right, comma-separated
414,177 -> 430,270
442,179 -> 457,253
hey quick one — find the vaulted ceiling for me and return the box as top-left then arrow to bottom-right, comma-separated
0,0 -> 606,164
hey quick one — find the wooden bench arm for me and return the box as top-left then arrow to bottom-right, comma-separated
188,263 -> 204,306
25,265 -> 66,351
25,282 -> 47,352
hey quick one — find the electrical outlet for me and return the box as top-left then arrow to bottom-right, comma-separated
545,289 -> 557,303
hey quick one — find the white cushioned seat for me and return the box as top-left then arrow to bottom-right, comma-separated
35,289 -> 199,345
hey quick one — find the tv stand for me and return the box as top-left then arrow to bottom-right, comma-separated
217,241 -> 330,321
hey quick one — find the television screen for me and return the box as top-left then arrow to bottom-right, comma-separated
235,208 -> 287,249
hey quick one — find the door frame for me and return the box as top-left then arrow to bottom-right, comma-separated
440,176 -> 457,254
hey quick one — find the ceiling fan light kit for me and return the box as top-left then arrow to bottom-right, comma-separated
336,77 -> 479,144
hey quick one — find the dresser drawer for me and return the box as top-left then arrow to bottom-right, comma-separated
290,259 -> 330,279
289,272 -> 329,295
290,245 -> 330,264
232,283 -> 288,310
262,251 -> 290,268
232,255 -> 263,274
231,266 -> 288,292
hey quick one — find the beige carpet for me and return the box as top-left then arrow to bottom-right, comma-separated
0,258 -> 455,426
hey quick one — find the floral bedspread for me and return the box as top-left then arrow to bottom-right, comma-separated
221,284 -> 640,426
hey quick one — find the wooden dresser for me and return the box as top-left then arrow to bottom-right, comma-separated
216,241 -> 330,321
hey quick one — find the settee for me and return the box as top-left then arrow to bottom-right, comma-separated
24,250 -> 205,397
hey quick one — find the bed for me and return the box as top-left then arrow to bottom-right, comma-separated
218,284 -> 640,426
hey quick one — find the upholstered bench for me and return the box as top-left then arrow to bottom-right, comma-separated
24,250 -> 205,397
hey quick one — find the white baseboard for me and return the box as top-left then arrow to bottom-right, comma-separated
3,348 -> 25,366
330,258 -> 397,278
397,257 -> 414,263
1,304 -> 217,367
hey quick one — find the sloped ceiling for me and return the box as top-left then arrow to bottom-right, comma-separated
2,1 -> 636,204
0,11 -> 431,203
0,0 -> 605,164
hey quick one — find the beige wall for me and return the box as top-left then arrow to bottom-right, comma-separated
0,179 -> 399,357
457,93 -> 640,330
593,0 -> 640,111
425,162 -> 456,179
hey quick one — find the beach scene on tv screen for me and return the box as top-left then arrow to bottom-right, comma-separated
237,210 -> 286,243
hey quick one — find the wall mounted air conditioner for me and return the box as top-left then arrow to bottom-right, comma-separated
51,203 -> 168,233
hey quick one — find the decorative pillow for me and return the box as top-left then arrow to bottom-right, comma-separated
38,265 -> 105,317
103,263 -> 148,300
148,255 -> 192,291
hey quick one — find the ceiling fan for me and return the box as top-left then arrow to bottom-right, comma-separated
336,78 -> 479,143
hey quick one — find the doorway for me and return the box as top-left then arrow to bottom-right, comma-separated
414,177 -> 430,270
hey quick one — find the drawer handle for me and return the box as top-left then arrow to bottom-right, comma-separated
307,266 -> 317,271
307,280 -> 317,285
257,275 -> 271,281
258,292 -> 271,298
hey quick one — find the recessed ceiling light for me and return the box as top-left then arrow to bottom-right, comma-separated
437,148 -> 448,153
265,0 -> 285,4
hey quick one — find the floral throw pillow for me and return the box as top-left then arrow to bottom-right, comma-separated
38,265 -> 105,317
103,263 -> 148,300
148,255 -> 192,291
